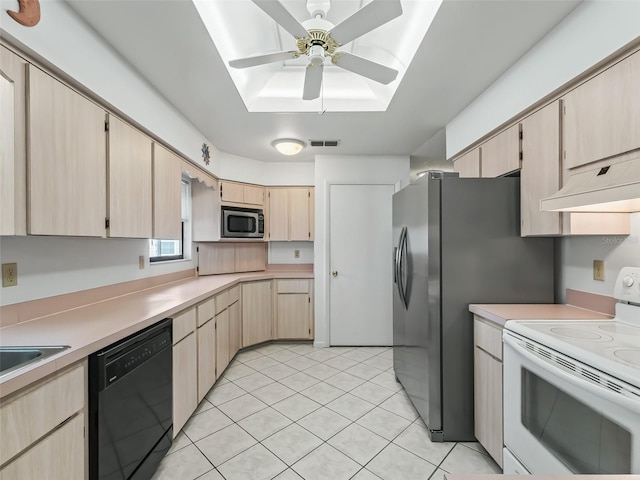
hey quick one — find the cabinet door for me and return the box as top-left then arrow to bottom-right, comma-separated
173,332 -> 198,435
229,300 -> 241,360
28,65 -> 106,236
153,143 -> 182,240
107,115 -> 152,238
474,346 -> 503,468
0,46 -> 27,235
216,308 -> 230,377
277,293 -> 311,339
234,242 -> 266,272
242,281 -> 272,347
192,180 -> 221,241
481,124 -> 521,178
243,184 -> 264,206
290,188 -> 311,241
0,413 -> 85,480
563,50 -> 640,169
267,188 -> 289,240
197,319 -> 216,402
521,102 -> 562,236
453,148 -> 480,178
221,181 -> 244,203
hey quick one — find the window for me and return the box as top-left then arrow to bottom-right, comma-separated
149,179 -> 191,262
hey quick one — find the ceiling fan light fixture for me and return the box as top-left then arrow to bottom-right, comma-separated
272,138 -> 306,156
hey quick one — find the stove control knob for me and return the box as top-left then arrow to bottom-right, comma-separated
622,275 -> 635,288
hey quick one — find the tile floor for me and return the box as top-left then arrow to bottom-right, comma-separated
152,343 -> 501,480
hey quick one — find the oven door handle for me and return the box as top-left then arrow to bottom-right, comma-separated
504,334 -> 640,413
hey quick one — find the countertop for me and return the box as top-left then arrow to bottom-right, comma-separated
469,303 -> 613,327
0,270 -> 313,398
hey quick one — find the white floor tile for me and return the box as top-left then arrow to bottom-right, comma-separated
378,392 -> 419,421
428,468 -> 450,480
205,382 -> 246,406
326,393 -> 375,421
304,349 -> 339,363
355,407 -> 412,441
237,407 -> 293,441
344,363 -> 384,380
234,349 -> 264,363
292,444 -> 361,480
251,382 -> 297,405
195,469 -> 225,479
195,424 -> 257,466
368,371 -> 403,392
324,371 -> 366,392
272,393 -> 321,421
192,398 -> 214,416
284,355 -> 320,371
278,371 -> 321,392
243,356 -> 282,371
287,344 -> 316,355
268,349 -> 301,363
351,469 -> 383,480
231,371 -> 274,392
262,423 -> 324,465
183,407 -> 233,442
166,431 -> 191,456
327,423 -> 389,465
349,381 -> 395,405
253,344 -> 285,355
296,406 -> 352,441
303,362 -> 341,380
362,355 -> 393,371
216,393 -> 268,422
366,443 -> 437,480
323,355 -> 360,371
341,349 -> 375,362
273,468 -> 304,479
221,363 -> 255,381
299,381 -> 345,405
217,443 -> 287,480
393,423 -> 455,465
261,363 -> 299,381
151,444 -> 213,480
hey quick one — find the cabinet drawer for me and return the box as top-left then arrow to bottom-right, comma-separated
215,290 -> 230,315
1,413 -> 85,479
474,315 -> 503,360
197,298 -> 215,327
0,362 -> 85,466
173,308 -> 196,344
277,279 -> 309,294
229,285 -> 240,305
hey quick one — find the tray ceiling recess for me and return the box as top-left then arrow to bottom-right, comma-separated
194,0 -> 443,113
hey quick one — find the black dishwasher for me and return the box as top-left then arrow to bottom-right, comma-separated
89,318 -> 173,480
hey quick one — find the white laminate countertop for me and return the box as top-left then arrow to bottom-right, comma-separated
0,270 -> 313,398
469,303 -> 612,327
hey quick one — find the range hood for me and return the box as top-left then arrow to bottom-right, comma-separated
541,155 -> 640,213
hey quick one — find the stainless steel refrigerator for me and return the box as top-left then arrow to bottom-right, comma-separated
392,172 -> 554,442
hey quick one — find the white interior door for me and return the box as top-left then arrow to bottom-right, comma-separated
329,183 -> 394,346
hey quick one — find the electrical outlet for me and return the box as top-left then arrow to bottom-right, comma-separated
2,263 -> 18,287
139,255 -> 145,269
294,249 -> 300,258
593,260 -> 605,281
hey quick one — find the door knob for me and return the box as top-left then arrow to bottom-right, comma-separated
331,270 -> 338,277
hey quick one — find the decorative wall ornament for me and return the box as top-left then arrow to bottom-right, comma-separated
201,143 -> 211,166
7,0 -> 41,27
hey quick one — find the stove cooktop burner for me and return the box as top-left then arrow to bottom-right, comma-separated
548,327 -> 613,341
612,348 -> 640,367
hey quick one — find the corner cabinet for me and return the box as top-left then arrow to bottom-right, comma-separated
473,315 -> 503,468
27,64 -> 107,236
242,280 -> 273,347
266,187 -> 314,241
275,279 -> 313,339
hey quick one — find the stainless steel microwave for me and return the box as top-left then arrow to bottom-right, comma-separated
221,206 -> 264,239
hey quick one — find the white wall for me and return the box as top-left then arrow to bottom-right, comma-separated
314,155 -> 410,347
446,0 -> 640,158
268,242 -> 314,265
556,213 -> 640,302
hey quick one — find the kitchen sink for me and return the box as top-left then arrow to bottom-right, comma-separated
0,346 -> 70,378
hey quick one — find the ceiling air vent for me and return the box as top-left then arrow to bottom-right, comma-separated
310,140 -> 340,147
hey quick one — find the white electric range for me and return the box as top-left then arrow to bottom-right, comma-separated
502,266 -> 640,475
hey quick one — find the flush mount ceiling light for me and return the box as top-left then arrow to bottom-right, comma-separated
272,138 -> 306,155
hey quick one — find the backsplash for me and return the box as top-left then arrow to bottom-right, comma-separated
557,212 -> 640,303
268,242 -> 314,264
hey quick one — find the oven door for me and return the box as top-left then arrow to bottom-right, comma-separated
503,332 -> 640,474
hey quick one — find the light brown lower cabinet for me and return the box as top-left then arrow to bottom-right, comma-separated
215,308 -> 230,377
242,280 -> 273,347
276,279 -> 313,339
197,317 -> 216,402
0,361 -> 86,478
229,299 -> 241,360
473,315 -> 503,468
172,308 -> 198,436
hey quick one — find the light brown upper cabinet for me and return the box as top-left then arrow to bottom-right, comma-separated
27,65 -> 106,236
107,115 -> 152,238
563,50 -> 640,169
152,143 -> 182,240
267,187 -> 314,241
452,148 -> 481,178
220,180 -> 264,207
0,46 -> 27,236
480,124 -> 521,178
191,180 -> 221,242
520,101 -> 562,236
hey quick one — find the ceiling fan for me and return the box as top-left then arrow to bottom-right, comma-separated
229,0 -> 403,100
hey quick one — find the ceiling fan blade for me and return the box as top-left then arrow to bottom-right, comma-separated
229,51 -> 298,68
303,63 -> 324,100
252,0 -> 308,39
333,52 -> 398,84
328,0 -> 402,46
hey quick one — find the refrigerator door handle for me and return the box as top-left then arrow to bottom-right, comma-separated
397,227 -> 408,309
